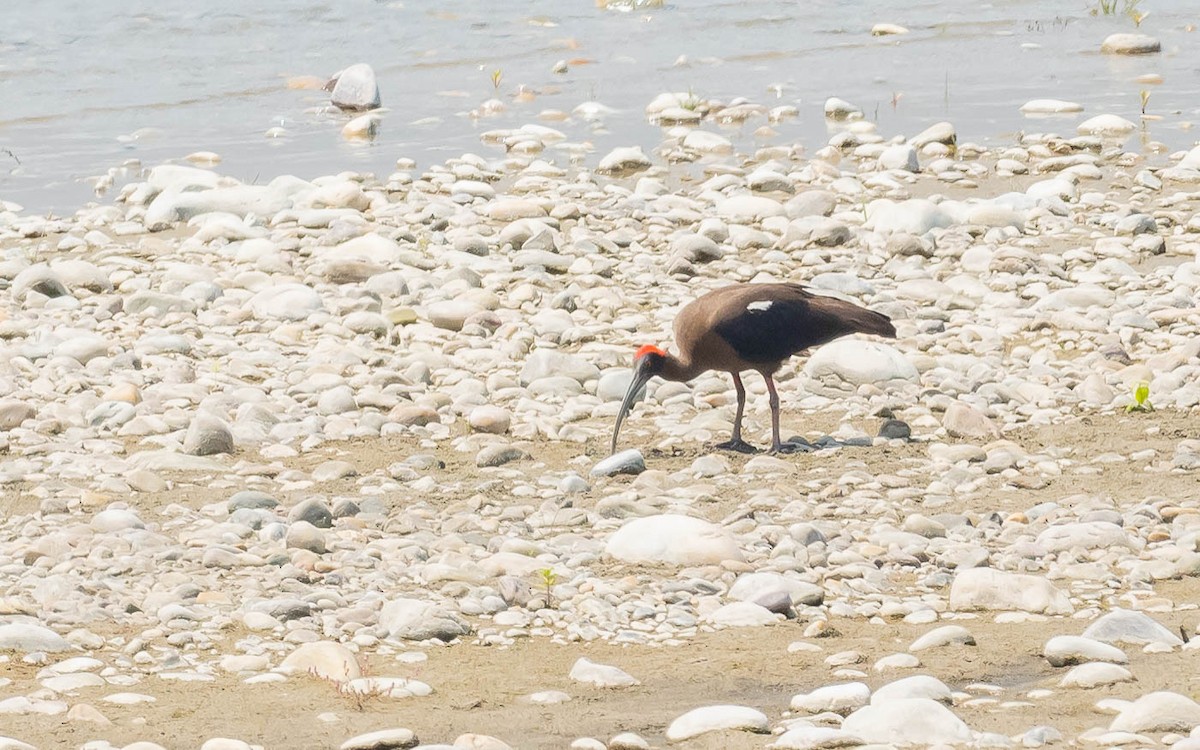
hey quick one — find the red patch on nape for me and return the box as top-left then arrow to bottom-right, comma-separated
635,344 -> 667,360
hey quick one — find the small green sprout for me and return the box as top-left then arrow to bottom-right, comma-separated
1090,0 -> 1142,18
536,567 -> 557,608
1126,380 -> 1154,413
680,87 -> 702,112
490,69 -> 503,90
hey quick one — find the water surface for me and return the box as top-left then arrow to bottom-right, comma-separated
1,1 -> 1196,213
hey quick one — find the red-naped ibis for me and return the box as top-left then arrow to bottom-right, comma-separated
611,282 -> 897,454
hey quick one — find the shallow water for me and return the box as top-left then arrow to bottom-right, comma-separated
1,0 -> 1196,214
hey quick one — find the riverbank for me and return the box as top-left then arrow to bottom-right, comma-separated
2,88 -> 1200,749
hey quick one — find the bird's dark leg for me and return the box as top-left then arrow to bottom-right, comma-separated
765,374 -> 802,454
731,372 -> 747,443
715,372 -> 756,453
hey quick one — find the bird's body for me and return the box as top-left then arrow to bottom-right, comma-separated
673,283 -> 895,375
612,282 -> 897,454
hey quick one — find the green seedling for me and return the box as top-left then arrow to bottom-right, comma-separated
490,69 -> 503,90
1089,0 -> 1144,21
537,567 -> 558,608
1126,380 -> 1154,412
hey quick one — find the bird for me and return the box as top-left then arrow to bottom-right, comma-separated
610,282 -> 897,455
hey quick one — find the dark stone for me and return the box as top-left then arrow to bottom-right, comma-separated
261,599 -> 314,622
332,499 -> 361,519
477,444 -> 529,468
1101,344 -> 1134,365
289,498 -> 333,529
879,419 -> 912,440
30,277 -> 69,298
753,590 -> 795,616
228,490 -> 278,512
782,436 -> 816,451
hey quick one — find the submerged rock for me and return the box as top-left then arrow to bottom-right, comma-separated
1100,33 -> 1161,55
328,63 -> 381,111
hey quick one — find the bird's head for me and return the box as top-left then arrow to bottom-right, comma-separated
610,344 -> 667,455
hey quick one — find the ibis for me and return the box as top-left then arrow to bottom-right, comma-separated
611,282 -> 897,454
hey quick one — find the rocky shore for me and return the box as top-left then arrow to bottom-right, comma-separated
3,80 -> 1200,749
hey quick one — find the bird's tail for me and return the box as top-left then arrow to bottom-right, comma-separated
849,306 -> 897,339
810,295 -> 897,339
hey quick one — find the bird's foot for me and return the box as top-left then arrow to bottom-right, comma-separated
770,440 -> 813,455
715,438 -> 758,454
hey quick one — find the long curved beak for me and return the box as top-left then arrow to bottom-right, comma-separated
610,360 -> 653,455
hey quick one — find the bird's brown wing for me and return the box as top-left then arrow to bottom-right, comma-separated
711,295 -> 825,365
711,287 -> 894,365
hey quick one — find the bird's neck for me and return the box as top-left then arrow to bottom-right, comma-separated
661,353 -> 702,383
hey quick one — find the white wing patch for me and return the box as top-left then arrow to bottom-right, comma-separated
747,300 -> 773,312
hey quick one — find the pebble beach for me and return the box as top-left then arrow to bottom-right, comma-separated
4,3 -> 1200,750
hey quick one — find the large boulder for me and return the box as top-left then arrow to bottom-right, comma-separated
804,340 -> 918,393
1110,692 -> 1200,733
949,568 -> 1072,615
606,514 -> 743,565
0,622 -> 73,653
328,63 -> 381,111
145,175 -> 313,229
1082,608 -> 1184,647
278,641 -> 361,682
379,598 -> 470,642
843,698 -> 975,745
